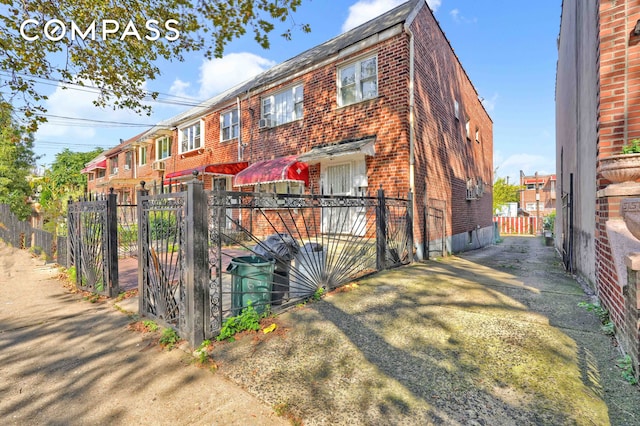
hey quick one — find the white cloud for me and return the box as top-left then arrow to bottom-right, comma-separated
168,79 -> 192,100
449,7 -> 477,24
495,152 -> 555,184
427,0 -> 441,12
196,53 -> 276,100
341,0 -> 442,33
342,0 -> 405,33
481,93 -> 499,113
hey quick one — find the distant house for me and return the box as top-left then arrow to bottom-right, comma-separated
83,0 -> 493,258
557,0 -> 640,375
519,173 -> 556,221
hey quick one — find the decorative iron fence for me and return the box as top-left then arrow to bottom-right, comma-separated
137,181 -> 413,347
67,192 -> 119,297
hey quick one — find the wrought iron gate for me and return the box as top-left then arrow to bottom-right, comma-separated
137,180 -> 413,346
67,191 -> 119,296
561,173 -> 574,272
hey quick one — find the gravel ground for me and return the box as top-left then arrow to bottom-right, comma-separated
210,236 -> 640,425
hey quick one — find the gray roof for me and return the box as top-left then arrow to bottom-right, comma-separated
159,0 -> 422,128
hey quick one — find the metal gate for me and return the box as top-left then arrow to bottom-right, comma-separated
137,180 -> 412,346
561,173 -> 574,272
67,191 -> 119,296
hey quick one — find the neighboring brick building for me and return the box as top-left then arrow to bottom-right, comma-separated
557,0 -> 640,376
83,0 -> 493,258
519,173 -> 556,221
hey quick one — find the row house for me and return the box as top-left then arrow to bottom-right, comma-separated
519,173 -> 556,219
84,0 -> 493,258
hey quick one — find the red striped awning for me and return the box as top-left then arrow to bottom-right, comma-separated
233,156 -> 309,187
81,159 -> 107,174
164,162 -> 249,180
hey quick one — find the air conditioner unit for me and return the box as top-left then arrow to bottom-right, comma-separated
112,167 -> 118,174
124,165 -> 130,171
259,118 -> 272,129
152,160 -> 165,171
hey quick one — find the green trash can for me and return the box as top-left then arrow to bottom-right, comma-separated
227,256 -> 275,315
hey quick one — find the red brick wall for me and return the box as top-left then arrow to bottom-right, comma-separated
596,0 -> 640,328
409,6 -> 493,244
94,4 -> 492,253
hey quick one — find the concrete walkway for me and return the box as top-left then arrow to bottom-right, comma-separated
0,242 -> 287,425
2,237 -> 640,425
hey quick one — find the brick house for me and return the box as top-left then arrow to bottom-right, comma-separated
83,0 -> 493,258
557,0 -> 640,375
519,173 -> 556,221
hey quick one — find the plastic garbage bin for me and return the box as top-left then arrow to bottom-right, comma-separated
254,233 -> 299,305
227,255 -> 275,315
291,242 -> 326,299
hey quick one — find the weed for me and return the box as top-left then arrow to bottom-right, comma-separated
217,301 -> 262,342
159,327 -> 180,349
313,286 -> 325,301
143,320 -> 159,332
68,266 -> 77,283
578,301 -> 609,324
193,339 -> 217,369
83,293 -> 101,303
578,301 -> 615,336
274,402 -> 303,425
616,355 -> 638,385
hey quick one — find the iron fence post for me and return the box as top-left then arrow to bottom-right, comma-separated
137,184 -> 149,317
376,187 -> 387,271
407,190 -> 414,263
106,189 -> 120,297
185,180 -> 208,347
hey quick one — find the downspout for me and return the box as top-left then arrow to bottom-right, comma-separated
237,96 -> 243,161
405,24 -> 417,258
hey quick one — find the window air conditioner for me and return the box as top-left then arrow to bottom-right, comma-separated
259,118 -> 272,129
152,160 -> 165,171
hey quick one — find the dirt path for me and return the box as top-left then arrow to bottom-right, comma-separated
0,241 -> 287,425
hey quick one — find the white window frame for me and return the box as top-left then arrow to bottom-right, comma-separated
178,120 -> 204,154
256,181 -> 304,195
124,151 -> 132,170
139,145 -> 148,166
261,84 -> 303,127
525,202 -> 537,211
454,99 -> 460,120
156,136 -> 172,160
465,118 -> 471,140
337,55 -> 378,107
109,158 -> 118,175
220,109 -> 239,141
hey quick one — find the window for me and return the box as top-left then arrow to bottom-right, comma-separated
338,56 -> 377,106
88,173 -> 94,181
179,121 -> 203,153
124,151 -> 132,170
139,145 -> 147,165
465,119 -> 471,140
109,158 -> 118,175
156,136 -> 171,160
526,184 -> 535,190
475,127 -> 480,143
261,84 -> 303,127
96,169 -> 106,178
526,202 -> 538,211
256,181 -> 304,194
454,99 -> 460,120
221,109 -> 239,141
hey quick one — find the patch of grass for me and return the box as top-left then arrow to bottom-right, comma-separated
159,327 -> 180,349
616,355 -> 638,385
83,293 -> 101,303
312,286 -> 324,301
115,289 -> 138,302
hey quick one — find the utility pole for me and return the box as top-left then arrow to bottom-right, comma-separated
535,171 -> 540,234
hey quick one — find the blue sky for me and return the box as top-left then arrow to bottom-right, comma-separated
32,0 -> 561,184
